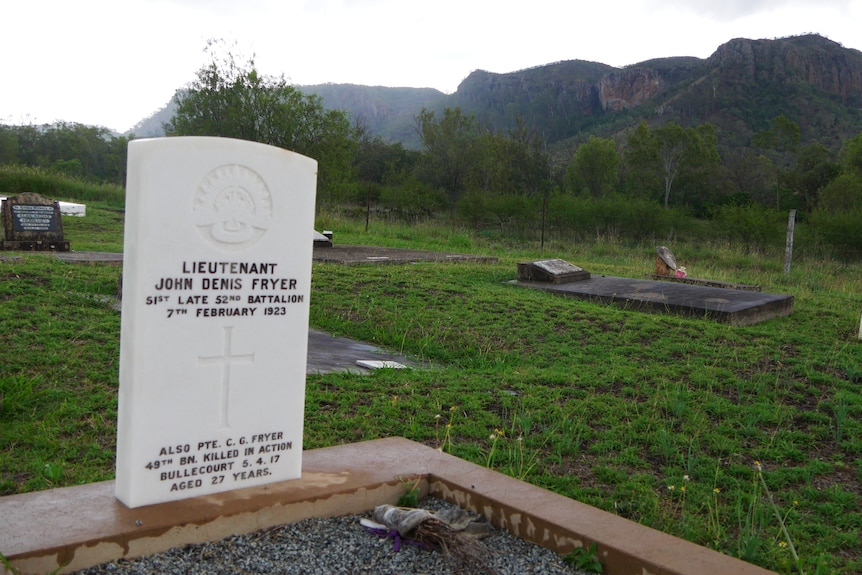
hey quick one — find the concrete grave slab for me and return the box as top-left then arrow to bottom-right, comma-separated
54,251 -> 124,265
312,244 -> 498,265
306,328 -> 422,374
510,275 -> 793,326
116,137 -> 317,508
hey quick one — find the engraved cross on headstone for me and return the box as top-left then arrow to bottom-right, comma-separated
198,326 -> 254,428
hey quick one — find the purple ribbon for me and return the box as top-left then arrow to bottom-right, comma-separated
361,526 -> 430,552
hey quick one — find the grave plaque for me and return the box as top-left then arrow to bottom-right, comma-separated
517,259 -> 590,283
115,137 -> 317,508
0,192 -> 70,251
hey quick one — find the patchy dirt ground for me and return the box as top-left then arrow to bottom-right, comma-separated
312,244 -> 498,265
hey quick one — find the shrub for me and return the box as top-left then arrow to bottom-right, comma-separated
806,207 -> 862,259
709,204 -> 785,251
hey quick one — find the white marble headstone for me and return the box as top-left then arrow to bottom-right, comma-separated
115,137 -> 317,508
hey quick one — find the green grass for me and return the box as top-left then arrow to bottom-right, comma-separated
0,255 -> 121,493
1,206 -> 861,574
60,201 -> 126,252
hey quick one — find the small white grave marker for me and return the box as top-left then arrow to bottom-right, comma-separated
115,137 -> 317,508
356,359 -> 407,370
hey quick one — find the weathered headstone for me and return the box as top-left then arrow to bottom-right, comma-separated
517,259 -> 590,283
0,192 -> 70,251
115,137 -> 317,508
655,246 -> 678,276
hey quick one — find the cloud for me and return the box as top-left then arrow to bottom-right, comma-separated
643,0 -> 853,21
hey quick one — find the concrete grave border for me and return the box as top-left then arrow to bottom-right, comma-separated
0,438 -> 777,575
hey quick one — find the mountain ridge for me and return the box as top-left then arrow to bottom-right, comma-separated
128,34 -> 862,151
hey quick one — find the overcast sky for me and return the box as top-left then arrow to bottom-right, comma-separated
2,0 -> 860,133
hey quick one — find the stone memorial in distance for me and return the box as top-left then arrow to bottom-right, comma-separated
0,192 -> 70,251
517,259 -> 590,284
115,137 -> 317,508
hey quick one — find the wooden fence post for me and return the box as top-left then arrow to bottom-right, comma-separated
784,209 -> 796,274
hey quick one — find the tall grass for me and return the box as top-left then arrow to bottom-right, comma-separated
336,192 -> 862,263
0,165 -> 125,208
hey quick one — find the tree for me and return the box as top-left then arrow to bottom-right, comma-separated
817,131 -> 862,213
0,122 -> 126,182
353,128 -> 417,188
104,134 -> 132,186
788,143 -> 839,211
839,132 -> 862,178
351,124 -> 423,225
752,115 -> 800,209
566,135 -> 619,197
675,123 -> 722,211
467,118 -> 548,199
654,123 -> 690,209
415,107 -> 482,220
454,119 -> 550,233
166,41 -> 357,197
467,131 -> 507,196
505,117 -> 550,199
624,121 -> 719,209
753,114 -> 800,156
817,174 -> 862,213
722,148 -> 773,204
622,121 -> 660,199
503,120 -> 551,246
37,122 -> 116,180
0,126 -> 18,165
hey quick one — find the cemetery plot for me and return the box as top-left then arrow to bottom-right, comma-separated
510,260 -> 792,326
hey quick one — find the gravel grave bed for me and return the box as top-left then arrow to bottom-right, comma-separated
71,498 -> 589,575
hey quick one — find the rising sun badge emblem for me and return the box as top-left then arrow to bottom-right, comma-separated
193,164 -> 273,250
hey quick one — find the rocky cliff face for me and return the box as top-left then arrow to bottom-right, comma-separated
597,57 -> 704,111
708,35 -> 862,100
454,57 -> 708,125
598,68 -> 664,111
454,62 -> 611,121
